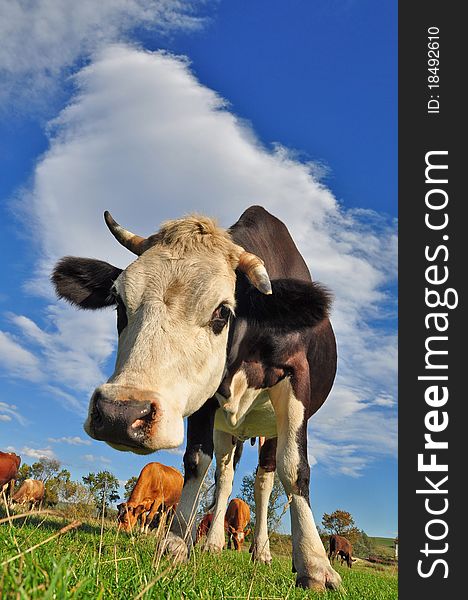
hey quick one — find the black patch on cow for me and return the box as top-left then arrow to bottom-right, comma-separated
51,257 -> 122,310
116,297 -> 128,335
259,438 -> 277,472
233,439 -> 244,470
295,421 -> 310,504
234,278 -> 332,332
183,398 -> 217,483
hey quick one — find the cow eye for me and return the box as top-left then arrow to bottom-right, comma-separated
210,304 -> 232,335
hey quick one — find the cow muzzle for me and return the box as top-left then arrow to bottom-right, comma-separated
85,388 -> 158,453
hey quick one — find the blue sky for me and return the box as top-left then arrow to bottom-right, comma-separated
0,1 -> 397,537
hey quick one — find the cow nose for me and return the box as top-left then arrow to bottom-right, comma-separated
91,392 -> 154,448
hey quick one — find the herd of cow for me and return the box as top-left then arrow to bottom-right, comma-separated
2,206 -> 355,591
1,451 -> 356,568
0,451 -> 45,509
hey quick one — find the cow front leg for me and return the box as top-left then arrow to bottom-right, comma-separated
270,379 -> 341,591
144,501 -> 160,534
204,430 -> 236,553
251,437 -> 276,564
164,399 -> 215,562
139,510 -> 147,534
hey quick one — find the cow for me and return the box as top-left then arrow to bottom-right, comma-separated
0,451 -> 21,503
225,498 -> 251,551
117,462 -> 183,533
52,205 -> 341,591
328,535 -> 354,568
11,479 -> 45,510
196,512 -> 214,543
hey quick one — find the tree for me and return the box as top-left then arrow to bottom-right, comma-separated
15,464 -> 32,486
321,510 -> 356,535
43,468 -> 75,506
240,470 -> 287,532
30,458 -> 62,483
82,471 -> 120,516
124,476 -> 138,500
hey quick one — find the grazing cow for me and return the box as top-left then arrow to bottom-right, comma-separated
11,479 -> 45,510
196,512 -> 214,543
328,535 -> 354,568
117,463 -> 183,533
52,206 -> 341,590
225,498 -> 251,551
0,451 -> 21,502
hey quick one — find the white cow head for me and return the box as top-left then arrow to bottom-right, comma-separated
52,212 -> 271,453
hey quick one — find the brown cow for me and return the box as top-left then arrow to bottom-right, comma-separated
196,512 -> 214,543
328,535 -> 355,568
11,479 -> 45,510
0,451 -> 21,502
117,463 -> 183,533
225,498 -> 251,551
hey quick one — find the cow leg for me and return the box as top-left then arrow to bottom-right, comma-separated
165,399 -> 216,562
140,509 -> 148,534
204,430 -> 236,553
270,379 -> 341,591
145,502 -> 161,534
251,437 -> 276,564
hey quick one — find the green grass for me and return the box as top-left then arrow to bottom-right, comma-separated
0,514 -> 397,599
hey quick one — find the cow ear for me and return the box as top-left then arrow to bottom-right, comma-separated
235,278 -> 332,330
228,525 -> 235,534
245,528 -> 251,536
52,257 -> 122,310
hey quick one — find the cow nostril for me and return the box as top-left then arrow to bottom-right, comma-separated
129,404 -> 154,436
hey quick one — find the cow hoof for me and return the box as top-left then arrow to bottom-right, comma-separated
251,548 -> 272,565
162,532 -> 189,563
203,541 -> 224,554
296,566 -> 342,591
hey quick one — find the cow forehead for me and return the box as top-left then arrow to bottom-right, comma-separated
116,247 -> 237,313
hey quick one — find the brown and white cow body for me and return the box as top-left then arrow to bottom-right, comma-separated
328,535 -> 355,568
52,206 -> 341,591
225,498 -> 251,551
117,462 -> 183,533
11,479 -> 45,509
0,451 -> 21,502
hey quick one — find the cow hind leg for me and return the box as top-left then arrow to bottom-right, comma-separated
251,438 -> 276,565
165,401 -> 215,563
204,430 -> 237,553
270,379 -> 341,591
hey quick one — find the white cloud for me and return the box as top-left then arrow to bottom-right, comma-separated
0,401 -> 26,425
20,446 -> 57,460
48,436 -> 92,446
0,0 -> 209,107
83,453 -> 111,465
0,331 -> 43,382
7,45 -> 396,475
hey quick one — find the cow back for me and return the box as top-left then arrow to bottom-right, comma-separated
128,462 -> 183,507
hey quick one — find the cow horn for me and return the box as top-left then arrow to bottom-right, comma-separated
237,251 -> 272,295
104,211 -> 148,256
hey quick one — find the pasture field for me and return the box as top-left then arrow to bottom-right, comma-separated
0,513 -> 397,600
368,538 -> 396,559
